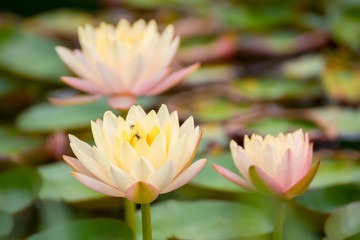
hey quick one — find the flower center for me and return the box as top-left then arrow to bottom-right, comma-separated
128,122 -> 160,148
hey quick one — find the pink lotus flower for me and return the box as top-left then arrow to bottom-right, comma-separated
50,19 -> 199,110
64,104 -> 206,203
213,129 -> 319,199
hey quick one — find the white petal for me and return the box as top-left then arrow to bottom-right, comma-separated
110,165 -> 136,192
103,111 -> 118,142
161,159 -> 207,194
146,133 -> 167,169
130,157 -> 155,181
179,116 -> 195,137
118,141 -> 139,173
126,105 -> 146,125
148,160 -> 176,192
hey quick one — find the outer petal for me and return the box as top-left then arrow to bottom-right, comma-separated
49,94 -> 102,106
145,63 -> 200,95
71,172 -> 125,197
125,181 -> 159,204
110,165 -> 136,192
248,165 -> 284,196
282,161 -> 320,199
212,164 -> 255,191
148,160 -> 176,192
161,158 -> 207,194
63,155 -> 98,179
61,77 -> 105,94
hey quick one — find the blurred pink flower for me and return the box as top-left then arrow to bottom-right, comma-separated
64,105 -> 206,203
213,129 -> 319,199
50,19 -> 199,110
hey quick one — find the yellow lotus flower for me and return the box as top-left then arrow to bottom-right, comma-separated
64,105 -> 206,203
213,129 -> 319,199
51,19 -> 199,110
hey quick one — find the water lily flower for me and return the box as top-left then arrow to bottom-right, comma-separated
64,105 -> 206,203
51,19 -> 199,110
213,129 -> 319,199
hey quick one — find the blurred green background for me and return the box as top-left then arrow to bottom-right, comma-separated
1,0 -> 360,239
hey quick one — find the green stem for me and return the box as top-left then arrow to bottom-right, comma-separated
141,203 -> 152,240
273,200 -> 286,240
125,199 -> 137,239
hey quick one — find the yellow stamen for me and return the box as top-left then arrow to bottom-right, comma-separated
128,122 -> 146,148
146,126 -> 160,146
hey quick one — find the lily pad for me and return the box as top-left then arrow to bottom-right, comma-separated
16,99 -> 114,132
0,167 -> 41,214
245,118 -> 317,136
232,78 -> 321,101
0,27 -> 69,83
28,218 -> 133,240
314,107 -> 360,137
38,162 -> 107,203
0,211 -> 13,238
190,152 -> 246,193
0,126 -> 42,159
324,202 -> 360,240
16,96 -> 155,133
136,200 -> 273,240
310,155 -> 360,189
295,184 -> 360,213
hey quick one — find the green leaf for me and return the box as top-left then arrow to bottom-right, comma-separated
0,210 -> 13,238
325,202 -> 360,240
314,107 -> 360,137
16,99 -> 114,132
137,200 -> 273,240
190,152 -> 247,193
0,126 -> 42,158
0,27 -> 69,83
38,162 -> 107,203
295,184 -> 360,213
0,167 -> 41,214
28,218 -> 133,240
310,156 -> 360,189
16,96 -> 156,133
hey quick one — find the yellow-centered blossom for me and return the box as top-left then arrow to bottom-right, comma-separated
64,105 -> 206,203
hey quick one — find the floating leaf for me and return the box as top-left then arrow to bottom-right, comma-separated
190,152 -> 246,193
38,162 -> 107,203
0,210 -> 13,238
282,54 -> 325,79
28,218 -> 133,240
0,167 -> 41,214
0,126 -> 42,159
310,155 -> 360,189
137,200 -> 272,240
0,27 -> 69,83
295,184 -> 360,213
314,107 -> 360,137
245,118 -> 317,136
232,78 -> 321,101
16,97 -> 155,133
16,99 -> 114,132
324,202 -> 360,240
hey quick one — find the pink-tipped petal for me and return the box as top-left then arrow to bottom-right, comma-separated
63,155 -> 98,179
133,68 -> 170,94
71,172 -> 125,197
108,94 -> 137,110
125,181 -> 159,204
283,161 -> 320,199
145,63 -> 200,95
160,158 -> 207,194
248,166 -> 284,196
212,164 -> 255,191
61,77 -> 105,94
49,94 -> 102,106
